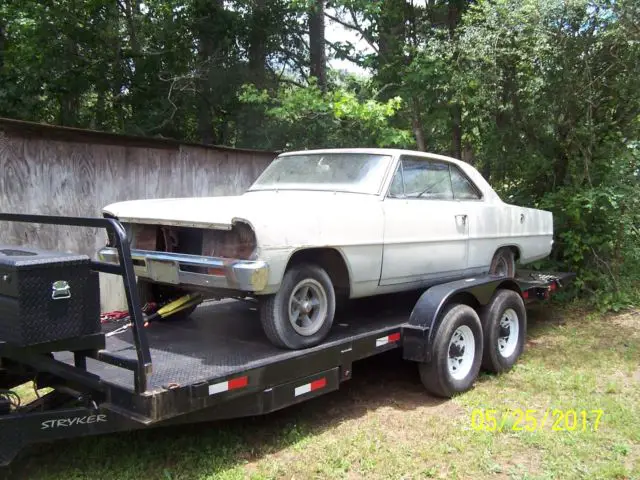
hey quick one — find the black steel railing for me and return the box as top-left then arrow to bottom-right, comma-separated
0,213 -> 152,393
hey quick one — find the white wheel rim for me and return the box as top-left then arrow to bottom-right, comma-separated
288,278 -> 328,336
447,325 -> 475,380
497,308 -> 520,358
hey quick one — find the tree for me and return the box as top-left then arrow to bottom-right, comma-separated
1,0 -> 639,308
308,0 -> 327,91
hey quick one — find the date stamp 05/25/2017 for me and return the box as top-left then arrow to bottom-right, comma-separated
470,408 -> 604,433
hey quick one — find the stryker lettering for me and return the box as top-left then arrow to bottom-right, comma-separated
41,414 -> 107,430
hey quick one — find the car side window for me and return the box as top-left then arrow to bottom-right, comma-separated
450,166 -> 481,200
401,157 -> 453,200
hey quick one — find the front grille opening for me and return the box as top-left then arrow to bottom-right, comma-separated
128,223 -> 257,267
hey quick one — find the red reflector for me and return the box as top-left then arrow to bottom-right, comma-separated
522,290 -> 529,299
228,376 -> 249,390
388,332 -> 401,342
310,378 -> 327,390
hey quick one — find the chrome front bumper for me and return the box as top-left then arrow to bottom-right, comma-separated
97,247 -> 269,292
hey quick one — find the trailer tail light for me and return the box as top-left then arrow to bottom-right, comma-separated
375,332 -> 401,347
208,375 -> 249,395
522,290 -> 529,299
549,282 -> 558,291
295,378 -> 327,397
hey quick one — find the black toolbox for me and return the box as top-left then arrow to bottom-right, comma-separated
0,246 -> 101,346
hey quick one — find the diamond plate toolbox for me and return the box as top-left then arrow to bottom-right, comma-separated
0,246 -> 100,346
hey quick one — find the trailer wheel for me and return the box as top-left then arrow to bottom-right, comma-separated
259,263 -> 336,349
480,289 -> 527,373
418,304 -> 483,398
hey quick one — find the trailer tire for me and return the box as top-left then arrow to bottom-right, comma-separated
259,263 -> 336,350
480,289 -> 527,373
418,304 -> 483,398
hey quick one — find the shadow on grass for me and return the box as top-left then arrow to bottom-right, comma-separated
6,349 -> 447,479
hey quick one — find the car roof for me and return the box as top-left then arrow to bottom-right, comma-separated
276,147 -> 503,203
277,148 -> 470,167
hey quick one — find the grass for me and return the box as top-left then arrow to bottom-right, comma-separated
4,303 -> 639,480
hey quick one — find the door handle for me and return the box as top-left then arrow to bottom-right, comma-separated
455,214 -> 467,226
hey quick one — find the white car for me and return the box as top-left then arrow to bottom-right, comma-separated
98,148 -> 553,349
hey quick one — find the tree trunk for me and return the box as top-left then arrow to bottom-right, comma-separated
119,0 -> 144,125
411,98 -> 427,151
122,0 -> 141,56
377,0 -> 405,84
58,36 -> 80,126
448,0 -> 463,159
197,36 -> 214,145
248,0 -> 268,88
0,20 -> 5,72
194,0 -> 225,145
451,106 -> 462,158
309,0 -> 326,91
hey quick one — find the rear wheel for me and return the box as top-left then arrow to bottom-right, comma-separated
489,248 -> 516,277
259,263 -> 336,349
418,304 -> 484,398
480,289 -> 527,373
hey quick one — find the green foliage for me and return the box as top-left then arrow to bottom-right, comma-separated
239,79 -> 412,150
447,0 -> 640,309
1,0 -> 639,308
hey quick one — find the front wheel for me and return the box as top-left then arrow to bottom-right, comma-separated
418,304 -> 484,398
259,263 -> 336,349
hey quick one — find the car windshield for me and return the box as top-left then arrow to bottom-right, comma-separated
248,152 -> 394,194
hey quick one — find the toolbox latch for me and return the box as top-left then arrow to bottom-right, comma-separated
51,280 -> 71,300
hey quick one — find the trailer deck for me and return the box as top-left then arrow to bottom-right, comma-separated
60,294 -> 416,394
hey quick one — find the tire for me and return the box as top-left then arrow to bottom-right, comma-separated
418,303 -> 484,398
489,248 -> 516,277
259,263 -> 336,350
137,280 -> 198,322
480,289 -> 527,373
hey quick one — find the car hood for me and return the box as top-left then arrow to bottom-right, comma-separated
102,190 -> 379,230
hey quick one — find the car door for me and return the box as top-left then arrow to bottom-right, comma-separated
379,156 -> 469,286
447,163 -> 490,271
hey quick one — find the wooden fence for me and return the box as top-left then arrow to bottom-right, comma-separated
0,118 -> 277,310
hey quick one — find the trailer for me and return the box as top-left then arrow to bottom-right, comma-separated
0,213 -> 574,468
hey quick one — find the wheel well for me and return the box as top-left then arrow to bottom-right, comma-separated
286,248 -> 350,298
499,245 -> 520,261
440,284 -> 522,321
447,292 -> 481,312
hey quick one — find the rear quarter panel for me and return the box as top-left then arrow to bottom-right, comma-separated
467,202 -> 553,269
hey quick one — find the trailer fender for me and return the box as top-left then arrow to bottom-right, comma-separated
401,276 -> 521,363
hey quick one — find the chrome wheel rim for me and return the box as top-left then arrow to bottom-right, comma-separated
497,308 -> 519,358
447,325 -> 475,380
288,279 -> 328,336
